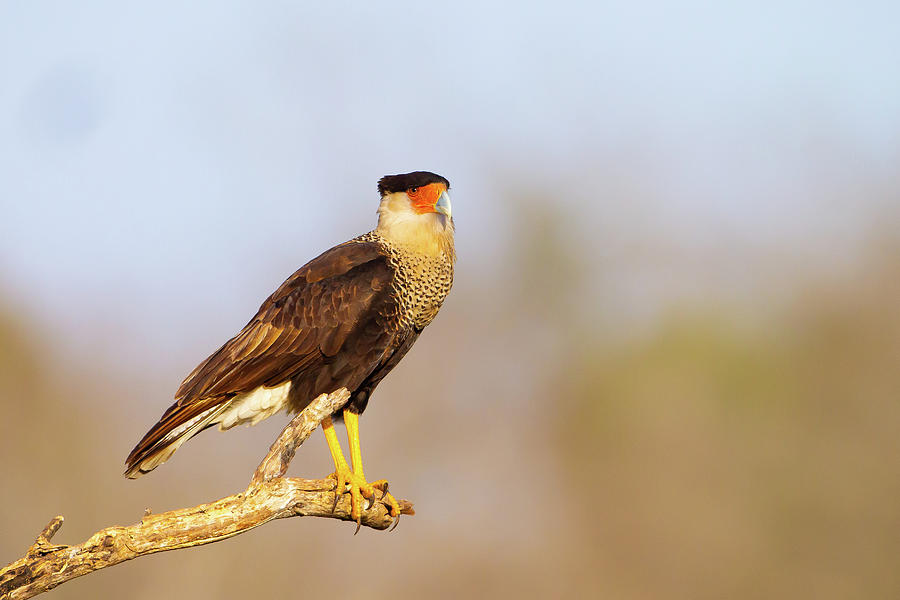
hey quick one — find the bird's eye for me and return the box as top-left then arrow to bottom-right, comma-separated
408,187 -> 418,194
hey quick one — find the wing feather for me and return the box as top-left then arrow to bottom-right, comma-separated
174,242 -> 393,400
124,241 -> 398,477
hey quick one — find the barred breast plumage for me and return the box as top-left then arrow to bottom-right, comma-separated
354,231 -> 454,331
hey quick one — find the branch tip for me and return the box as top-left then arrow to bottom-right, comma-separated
37,516 -> 64,543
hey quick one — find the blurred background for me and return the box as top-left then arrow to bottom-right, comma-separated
1,2 -> 899,598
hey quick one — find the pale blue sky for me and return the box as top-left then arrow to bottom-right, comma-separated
1,1 -> 898,366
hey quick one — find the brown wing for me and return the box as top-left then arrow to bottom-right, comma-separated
124,241 -> 398,477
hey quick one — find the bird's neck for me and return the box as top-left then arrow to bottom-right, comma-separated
375,213 -> 455,261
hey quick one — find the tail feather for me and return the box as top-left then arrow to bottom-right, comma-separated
124,400 -> 230,479
125,382 -> 295,479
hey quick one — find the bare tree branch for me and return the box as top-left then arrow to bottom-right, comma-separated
0,390 -> 413,600
251,388 -> 351,486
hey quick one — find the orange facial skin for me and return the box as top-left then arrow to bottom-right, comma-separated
407,182 -> 447,214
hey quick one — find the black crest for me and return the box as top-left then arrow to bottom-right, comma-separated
377,171 -> 450,196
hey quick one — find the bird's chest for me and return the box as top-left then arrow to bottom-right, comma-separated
391,254 -> 454,330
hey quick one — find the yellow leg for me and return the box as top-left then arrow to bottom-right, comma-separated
344,410 -> 366,480
323,416 -> 368,527
322,412 -> 401,530
344,409 -> 401,521
322,416 -> 349,471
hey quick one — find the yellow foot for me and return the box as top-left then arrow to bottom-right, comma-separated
369,479 -> 402,522
329,468 -> 402,532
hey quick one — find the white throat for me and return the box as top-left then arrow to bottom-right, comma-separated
375,192 -> 455,258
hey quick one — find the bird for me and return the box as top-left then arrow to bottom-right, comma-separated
124,171 -> 454,524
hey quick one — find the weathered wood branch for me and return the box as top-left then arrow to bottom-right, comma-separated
0,390 -> 413,600
251,388 -> 351,486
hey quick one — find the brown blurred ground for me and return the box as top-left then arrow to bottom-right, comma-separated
1,193 -> 898,599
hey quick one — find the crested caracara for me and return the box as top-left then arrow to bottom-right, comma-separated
125,171 -> 455,524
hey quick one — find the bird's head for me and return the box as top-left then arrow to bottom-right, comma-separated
375,171 -> 454,258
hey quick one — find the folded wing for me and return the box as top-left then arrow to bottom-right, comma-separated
124,241 -> 397,477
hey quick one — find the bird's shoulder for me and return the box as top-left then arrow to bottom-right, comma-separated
266,236 -> 389,298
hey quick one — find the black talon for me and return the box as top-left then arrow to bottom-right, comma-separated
389,512 -> 401,532
331,479 -> 341,513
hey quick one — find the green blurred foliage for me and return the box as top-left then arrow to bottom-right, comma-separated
555,248 -> 900,598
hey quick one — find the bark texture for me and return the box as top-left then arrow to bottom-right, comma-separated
0,390 -> 413,600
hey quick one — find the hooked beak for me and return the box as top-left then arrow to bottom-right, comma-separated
435,190 -> 452,218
